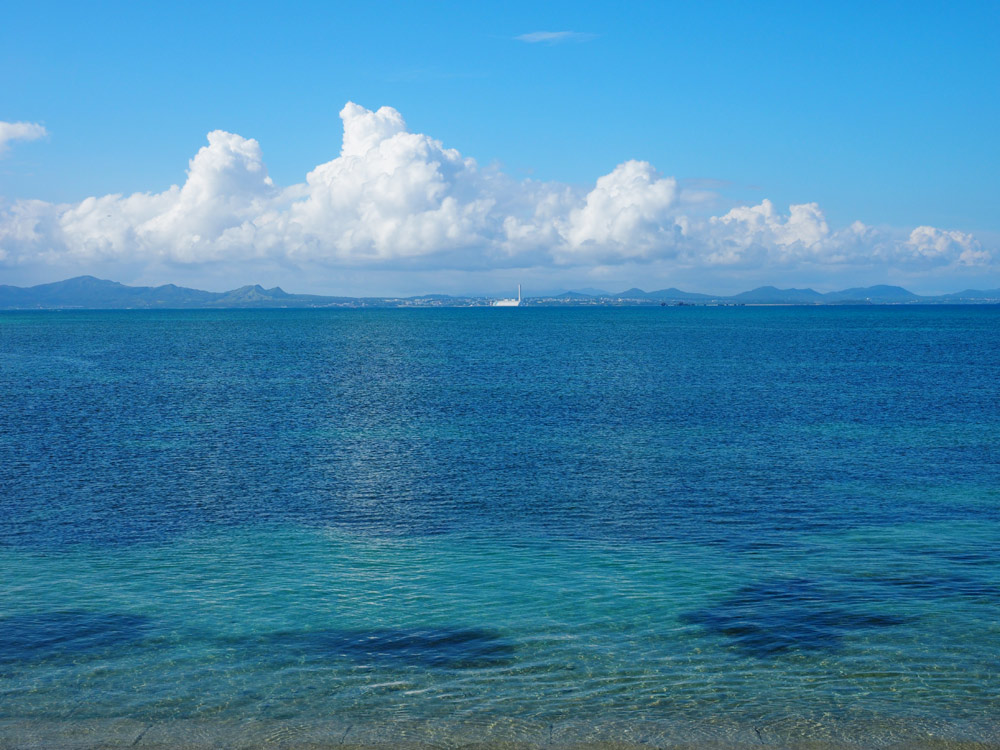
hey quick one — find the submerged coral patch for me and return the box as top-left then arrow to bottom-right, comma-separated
681,579 -> 908,658
0,611 -> 153,664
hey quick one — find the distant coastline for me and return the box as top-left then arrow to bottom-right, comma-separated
1,276 -> 999,309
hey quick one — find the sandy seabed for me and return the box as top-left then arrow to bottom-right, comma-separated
2,716 -> 1000,750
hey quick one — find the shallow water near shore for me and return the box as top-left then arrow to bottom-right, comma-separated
1,306 -> 999,748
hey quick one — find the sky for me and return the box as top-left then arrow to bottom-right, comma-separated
1,0 -> 998,296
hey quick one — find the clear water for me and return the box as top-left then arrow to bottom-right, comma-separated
1,307 -> 998,748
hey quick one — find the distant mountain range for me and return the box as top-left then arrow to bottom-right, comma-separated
1,276 -> 998,309
0,276 -> 359,309
579,284 -> 1000,304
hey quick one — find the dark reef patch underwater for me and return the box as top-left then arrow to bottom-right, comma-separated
680,578 -> 910,657
0,611 -> 154,665
1,306 -> 998,747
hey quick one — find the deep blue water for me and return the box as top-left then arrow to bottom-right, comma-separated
1,306 -> 998,748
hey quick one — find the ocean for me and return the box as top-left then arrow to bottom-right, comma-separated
1,306 -> 998,748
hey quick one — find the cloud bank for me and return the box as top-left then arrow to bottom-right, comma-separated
0,103 -> 991,288
0,121 -> 47,156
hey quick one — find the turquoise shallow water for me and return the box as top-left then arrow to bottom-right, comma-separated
1,307 -> 999,748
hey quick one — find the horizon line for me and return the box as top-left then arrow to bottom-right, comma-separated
2,275 -> 999,303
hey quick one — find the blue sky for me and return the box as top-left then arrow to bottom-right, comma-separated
1,1 -> 998,295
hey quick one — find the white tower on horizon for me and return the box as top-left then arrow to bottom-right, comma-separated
493,284 -> 521,307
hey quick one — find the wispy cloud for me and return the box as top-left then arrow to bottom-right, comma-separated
515,31 -> 596,44
0,121 -> 48,157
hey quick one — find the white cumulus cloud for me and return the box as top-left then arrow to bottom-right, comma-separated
904,226 -> 987,266
0,102 -> 992,287
0,121 -> 48,156
282,103 -> 497,263
560,161 -> 679,256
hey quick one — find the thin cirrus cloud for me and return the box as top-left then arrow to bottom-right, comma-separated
515,31 -> 597,44
0,121 -> 48,157
0,102 -> 990,284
